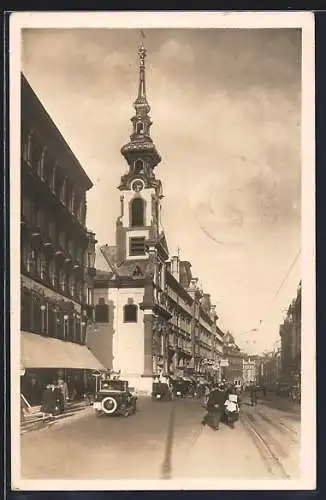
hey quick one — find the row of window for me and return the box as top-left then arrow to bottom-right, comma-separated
165,286 -> 193,316
21,245 -> 86,303
22,196 -> 91,264
22,130 -> 86,225
21,289 -> 87,344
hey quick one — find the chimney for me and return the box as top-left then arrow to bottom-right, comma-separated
209,304 -> 217,321
179,261 -> 192,288
201,293 -> 211,312
188,277 -> 199,299
171,255 -> 180,281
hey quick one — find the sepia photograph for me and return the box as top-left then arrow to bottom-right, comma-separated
10,11 -> 315,491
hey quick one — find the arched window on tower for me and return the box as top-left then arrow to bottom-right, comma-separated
134,159 -> 144,174
131,197 -> 145,227
123,303 -> 138,323
136,122 -> 144,134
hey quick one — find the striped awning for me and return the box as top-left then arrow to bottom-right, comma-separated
21,331 -> 105,370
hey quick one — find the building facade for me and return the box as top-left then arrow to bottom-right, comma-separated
256,351 -> 282,388
221,332 -> 244,383
20,74 -> 103,406
91,43 -> 224,393
242,356 -> 257,386
279,282 -> 301,386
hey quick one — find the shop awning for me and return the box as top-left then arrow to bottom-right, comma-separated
21,331 -> 105,370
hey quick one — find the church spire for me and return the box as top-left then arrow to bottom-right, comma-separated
120,33 -> 162,189
134,40 -> 150,115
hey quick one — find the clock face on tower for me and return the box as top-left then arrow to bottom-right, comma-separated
131,179 -> 144,192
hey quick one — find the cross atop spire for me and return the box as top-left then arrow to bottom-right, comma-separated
134,31 -> 150,114
137,43 -> 147,100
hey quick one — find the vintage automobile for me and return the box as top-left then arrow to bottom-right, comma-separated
152,382 -> 172,401
171,378 -> 195,398
93,379 -> 137,417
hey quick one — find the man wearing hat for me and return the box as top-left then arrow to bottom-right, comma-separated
202,383 -> 227,430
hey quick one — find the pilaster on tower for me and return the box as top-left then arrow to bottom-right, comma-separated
120,37 -> 162,192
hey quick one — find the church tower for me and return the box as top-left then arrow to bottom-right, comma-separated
96,39 -> 170,394
116,41 -> 164,264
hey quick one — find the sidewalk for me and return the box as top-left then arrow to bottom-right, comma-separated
20,400 -> 91,435
20,394 -> 152,435
241,391 -> 301,417
258,393 -> 301,415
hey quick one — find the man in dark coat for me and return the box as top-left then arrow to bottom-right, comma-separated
202,384 -> 227,430
41,384 -> 60,417
249,383 -> 258,406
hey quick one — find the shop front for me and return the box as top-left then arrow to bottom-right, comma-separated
20,331 -> 105,406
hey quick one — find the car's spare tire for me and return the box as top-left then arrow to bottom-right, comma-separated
102,396 -> 118,414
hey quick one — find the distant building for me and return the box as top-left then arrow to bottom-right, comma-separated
221,332 -> 244,383
257,351 -> 281,387
242,356 -> 257,385
279,282 -> 301,385
91,43 -> 224,394
20,74 -> 102,406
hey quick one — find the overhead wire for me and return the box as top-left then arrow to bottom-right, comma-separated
234,248 -> 301,345
255,248 -> 301,330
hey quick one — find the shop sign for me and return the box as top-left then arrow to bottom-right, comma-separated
220,359 -> 229,367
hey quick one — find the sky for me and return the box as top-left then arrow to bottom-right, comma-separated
21,27 -> 302,354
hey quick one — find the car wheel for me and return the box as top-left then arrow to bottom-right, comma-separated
102,396 -> 118,415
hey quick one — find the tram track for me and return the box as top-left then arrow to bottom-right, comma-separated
256,410 -> 299,444
159,399 -> 297,480
241,411 -> 290,479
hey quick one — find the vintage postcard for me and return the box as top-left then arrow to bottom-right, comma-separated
10,11 -> 315,491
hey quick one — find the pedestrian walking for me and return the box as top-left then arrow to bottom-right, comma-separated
202,383 -> 227,431
41,383 -> 62,419
249,383 -> 258,406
